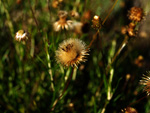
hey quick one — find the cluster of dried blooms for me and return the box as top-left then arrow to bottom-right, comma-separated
15,9 -> 90,68
121,7 -> 144,37
53,10 -> 84,33
52,10 -> 90,67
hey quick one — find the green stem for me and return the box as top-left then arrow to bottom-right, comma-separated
1,0 -> 14,37
106,35 -> 129,74
28,0 -> 40,33
46,45 -> 55,91
107,68 -> 114,100
50,68 -> 74,112
47,52 -> 55,91
101,100 -> 109,113
101,69 -> 114,113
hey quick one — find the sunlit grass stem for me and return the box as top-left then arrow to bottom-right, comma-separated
111,36 -> 129,65
101,68 -> 114,113
46,50 -> 55,91
45,38 -> 55,91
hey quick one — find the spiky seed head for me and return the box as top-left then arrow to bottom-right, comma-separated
15,30 -> 29,42
128,7 -> 143,22
55,38 -> 89,68
140,72 -> 150,95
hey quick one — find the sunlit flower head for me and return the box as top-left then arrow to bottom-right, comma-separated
15,30 -> 29,42
53,10 -> 73,31
140,72 -> 150,95
55,38 -> 89,68
128,7 -> 143,22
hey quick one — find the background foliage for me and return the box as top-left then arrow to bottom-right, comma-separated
0,0 -> 150,113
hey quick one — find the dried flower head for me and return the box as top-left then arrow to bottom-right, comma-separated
53,11 -> 73,31
128,22 -> 136,29
122,107 -> 138,113
72,21 -> 83,34
82,10 -> 92,21
140,72 -> 150,95
55,38 -> 89,67
121,26 -> 127,35
58,10 -> 68,18
52,0 -> 63,8
134,55 -> 144,67
128,7 -> 143,22
127,27 -> 135,37
92,15 -> 102,29
70,10 -> 79,19
52,0 -> 59,8
15,30 -> 29,42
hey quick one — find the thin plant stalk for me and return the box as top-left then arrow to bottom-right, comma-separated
106,35 -> 129,73
88,0 -> 119,48
46,49 -> 55,91
1,0 -> 14,37
87,30 -> 99,49
107,68 -> 114,100
50,68 -> 75,111
111,36 -> 129,65
28,0 -> 40,33
47,0 -> 52,22
101,100 -> 109,113
45,38 -> 55,91
102,0 -> 119,26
